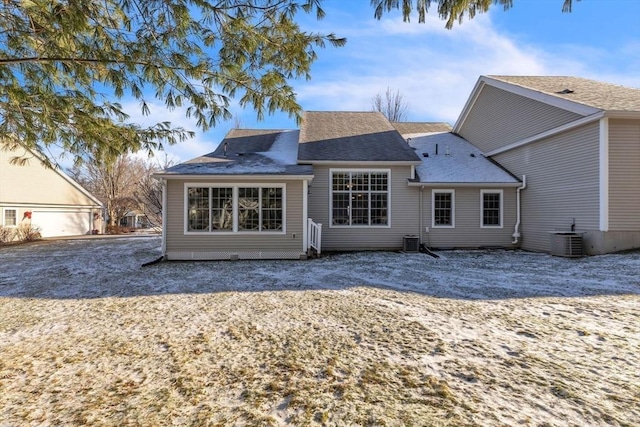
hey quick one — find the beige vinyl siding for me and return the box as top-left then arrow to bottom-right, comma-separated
165,178 -> 306,258
459,85 -> 583,153
308,165 -> 419,251
422,187 -> 517,248
0,149 -> 98,207
608,118 -> 640,231
493,122 -> 600,253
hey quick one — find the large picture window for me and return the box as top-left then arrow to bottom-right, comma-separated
432,190 -> 455,228
186,185 -> 284,233
330,170 -> 390,227
481,190 -> 503,228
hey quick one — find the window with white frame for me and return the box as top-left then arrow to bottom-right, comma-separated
186,185 -> 283,233
330,170 -> 390,227
3,209 -> 17,227
481,190 -> 503,227
432,190 -> 454,227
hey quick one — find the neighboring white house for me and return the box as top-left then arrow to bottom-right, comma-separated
154,75 -> 639,259
0,147 -> 103,238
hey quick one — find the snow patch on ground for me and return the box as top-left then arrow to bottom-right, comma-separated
0,237 -> 638,425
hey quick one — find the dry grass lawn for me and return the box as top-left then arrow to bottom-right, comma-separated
0,237 -> 638,426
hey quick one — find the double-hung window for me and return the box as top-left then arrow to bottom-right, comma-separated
186,185 -> 284,233
330,170 -> 390,227
481,190 -> 503,228
3,209 -> 17,227
432,190 -> 455,228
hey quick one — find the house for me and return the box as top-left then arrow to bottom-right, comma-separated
120,210 -> 151,229
155,75 -> 639,259
0,147 -> 103,238
155,111 -> 521,260
455,76 -> 640,254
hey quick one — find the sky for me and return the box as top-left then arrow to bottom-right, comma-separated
123,0 -> 640,165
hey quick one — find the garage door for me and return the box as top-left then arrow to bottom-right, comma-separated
31,211 -> 92,238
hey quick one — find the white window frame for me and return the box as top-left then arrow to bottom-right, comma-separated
183,183 -> 286,235
480,189 -> 503,228
2,208 -> 17,227
432,190 -> 455,228
328,168 -> 392,228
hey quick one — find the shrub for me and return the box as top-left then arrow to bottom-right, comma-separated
106,225 -> 136,234
14,224 -> 42,242
0,226 -> 15,244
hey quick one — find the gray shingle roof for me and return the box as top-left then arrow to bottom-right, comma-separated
298,111 -> 421,162
487,75 -> 640,112
161,129 -> 313,176
410,132 -> 519,183
392,122 -> 452,135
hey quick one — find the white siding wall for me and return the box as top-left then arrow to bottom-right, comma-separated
493,122 -> 600,253
0,149 -> 97,206
421,187 -> 517,248
459,85 -> 583,153
307,165 -> 420,251
165,178 -> 306,259
608,118 -> 640,231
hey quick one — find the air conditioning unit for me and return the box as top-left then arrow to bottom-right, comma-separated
550,233 -> 584,257
403,235 -> 420,252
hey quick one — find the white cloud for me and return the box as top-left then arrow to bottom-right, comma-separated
294,8 -> 640,125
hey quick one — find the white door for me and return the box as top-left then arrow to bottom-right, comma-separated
31,211 -> 92,237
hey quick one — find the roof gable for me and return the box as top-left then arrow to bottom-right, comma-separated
0,147 -> 102,206
392,122 -> 452,136
487,76 -> 640,112
298,111 -> 421,163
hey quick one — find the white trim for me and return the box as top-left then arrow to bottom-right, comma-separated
303,160 -> 419,166
2,208 -> 18,227
155,174 -> 314,181
484,112 -> 605,157
599,118 -> 609,232
431,189 -> 455,228
480,189 -> 504,228
0,203 -> 100,209
454,76 -> 602,133
302,179 -> 308,253
183,182 -> 287,235
481,76 -> 600,115
328,168 -> 392,229
453,77 -> 485,132
407,181 -> 521,188
161,179 -> 167,256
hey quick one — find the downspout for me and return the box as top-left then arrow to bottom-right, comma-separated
512,175 -> 527,245
419,186 -> 424,245
161,178 -> 167,258
302,179 -> 308,256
